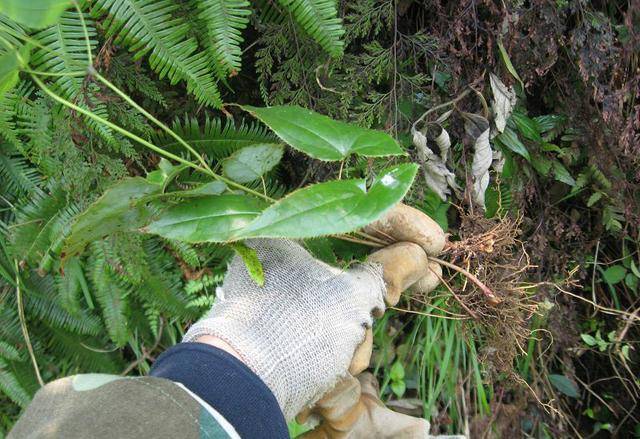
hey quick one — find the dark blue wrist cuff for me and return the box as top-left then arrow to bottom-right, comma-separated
151,342 -> 288,438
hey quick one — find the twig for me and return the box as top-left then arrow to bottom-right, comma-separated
428,256 -> 502,305
15,260 -> 44,386
429,264 -> 479,319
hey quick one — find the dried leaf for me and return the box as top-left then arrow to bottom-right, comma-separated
463,113 -> 492,208
412,130 -> 458,201
490,73 -> 517,134
435,128 -> 451,161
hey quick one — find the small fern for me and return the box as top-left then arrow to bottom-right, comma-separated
197,0 -> 251,78
0,359 -> 30,408
92,0 -> 222,108
88,241 -> 131,347
31,11 -> 116,145
152,115 -> 276,160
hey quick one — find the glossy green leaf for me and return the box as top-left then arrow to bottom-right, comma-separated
602,265 -> 627,285
0,44 -> 30,94
531,155 -> 552,176
497,40 -> 524,89
62,178 -> 161,259
581,333 -> 597,346
237,164 -> 418,239
143,194 -> 268,243
552,160 -> 575,186
222,143 -> 283,183
0,0 -> 71,28
512,112 -> 542,142
146,158 -> 188,188
230,242 -> 264,287
495,127 -> 530,161
241,105 -> 404,161
549,374 -> 579,398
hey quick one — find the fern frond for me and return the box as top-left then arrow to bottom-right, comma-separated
165,239 -> 200,268
0,341 -> 22,362
0,143 -> 41,199
134,238 -> 193,318
0,91 -> 20,146
152,115 -> 276,160
10,183 -> 81,270
48,329 -> 120,373
275,0 -> 345,57
88,241 -> 130,347
31,11 -> 116,145
196,0 -> 251,78
25,274 -> 102,336
0,359 -> 31,408
92,0 -> 221,107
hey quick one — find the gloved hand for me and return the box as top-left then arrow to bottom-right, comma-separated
183,204 -> 445,421
298,373 -> 464,439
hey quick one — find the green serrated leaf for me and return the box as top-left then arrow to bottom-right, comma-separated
63,178 -> 161,259
0,0 -> 71,28
143,194 -> 268,243
549,374 -> 579,398
222,143 -> 283,183
237,164 -> 418,239
230,242 -> 264,286
495,127 -> 530,161
602,265 -> 627,285
242,105 -> 404,161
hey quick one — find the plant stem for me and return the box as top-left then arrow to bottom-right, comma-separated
412,89 -> 471,131
94,72 -> 212,173
15,260 -> 44,387
428,256 -> 502,305
22,69 -> 87,77
31,74 -> 274,202
73,0 -> 93,66
31,75 -> 204,169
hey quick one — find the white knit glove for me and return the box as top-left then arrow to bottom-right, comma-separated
183,239 -> 386,420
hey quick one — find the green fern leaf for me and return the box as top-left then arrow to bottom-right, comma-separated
31,11 -> 116,145
0,143 -> 41,199
197,0 -> 251,78
92,0 -> 221,107
0,340 -> 22,361
0,359 -> 31,408
152,115 -> 276,160
275,0 -> 345,57
88,241 -> 130,347
26,274 -> 102,336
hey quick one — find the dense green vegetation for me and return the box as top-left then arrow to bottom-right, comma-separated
1,0 -> 638,437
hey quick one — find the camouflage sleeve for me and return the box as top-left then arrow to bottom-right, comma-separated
10,343 -> 289,439
8,374 -> 238,439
